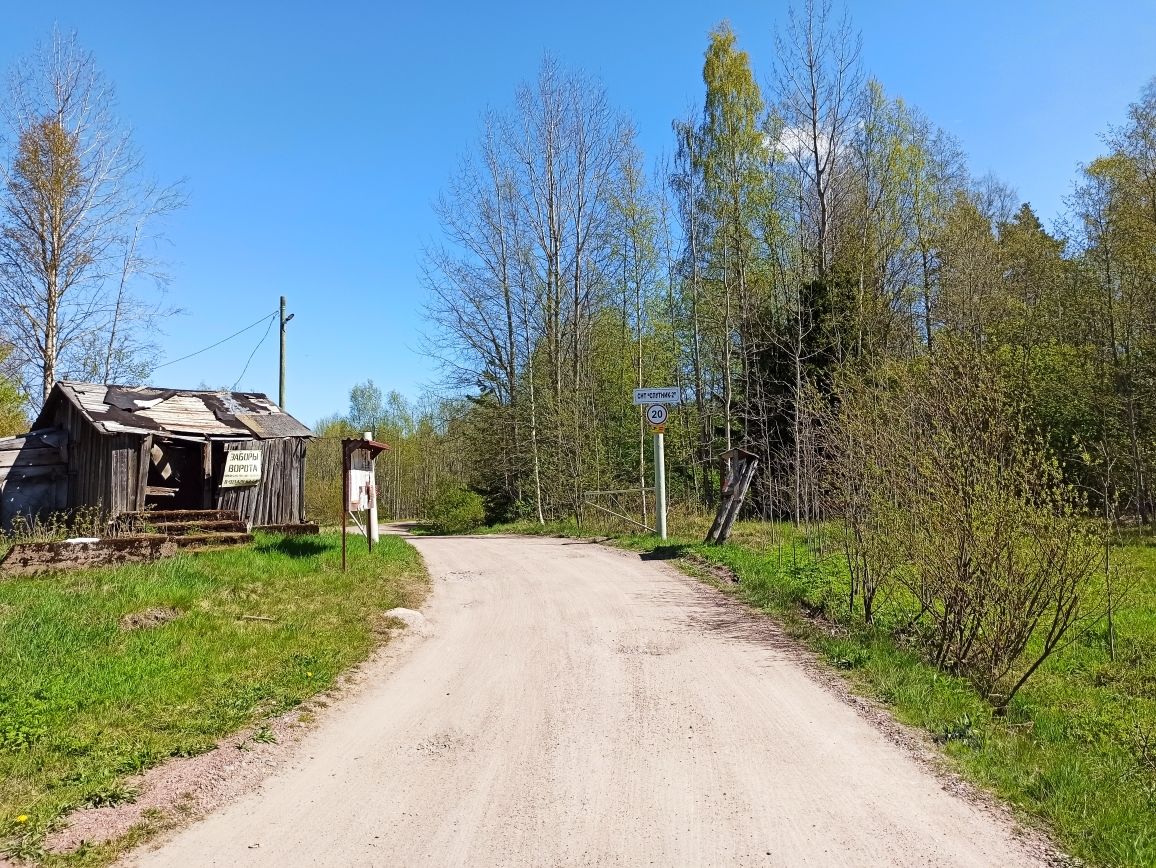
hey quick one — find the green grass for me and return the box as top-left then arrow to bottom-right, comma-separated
575,515 -> 1156,868
0,532 -> 427,864
473,518 -> 583,537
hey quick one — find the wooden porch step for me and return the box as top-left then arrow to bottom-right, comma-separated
169,532 -> 254,550
119,509 -> 242,524
110,510 -> 253,551
146,519 -> 248,535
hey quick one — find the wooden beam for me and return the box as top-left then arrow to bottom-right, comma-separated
0,429 -> 67,451
202,440 -> 213,509
342,442 -> 350,571
136,435 -> 153,512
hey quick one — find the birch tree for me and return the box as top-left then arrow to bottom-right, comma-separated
0,31 -> 182,404
424,57 -> 632,522
775,0 -> 862,292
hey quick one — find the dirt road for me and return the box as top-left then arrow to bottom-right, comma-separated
127,535 -> 1049,867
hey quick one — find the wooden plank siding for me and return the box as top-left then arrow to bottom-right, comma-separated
216,438 -> 307,527
10,384 -> 312,530
45,398 -> 146,517
0,430 -> 68,529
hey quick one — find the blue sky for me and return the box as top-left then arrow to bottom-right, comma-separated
2,2 -> 1154,426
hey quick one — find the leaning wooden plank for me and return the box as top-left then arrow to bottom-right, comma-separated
705,454 -> 739,544
0,537 -> 178,578
705,453 -> 760,546
714,458 -> 759,545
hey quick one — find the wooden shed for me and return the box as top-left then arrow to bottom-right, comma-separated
0,382 -> 314,530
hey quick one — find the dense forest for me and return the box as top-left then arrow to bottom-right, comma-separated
315,3 -> 1156,543
287,2 -> 1156,714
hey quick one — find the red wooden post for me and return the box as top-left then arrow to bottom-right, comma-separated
341,441 -> 350,571
341,436 -> 391,571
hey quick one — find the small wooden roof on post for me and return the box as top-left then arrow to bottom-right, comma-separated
342,436 -> 391,460
341,434 -> 391,571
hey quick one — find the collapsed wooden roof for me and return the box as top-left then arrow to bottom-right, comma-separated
34,382 -> 314,441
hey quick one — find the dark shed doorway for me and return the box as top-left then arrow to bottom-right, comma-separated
145,439 -> 208,510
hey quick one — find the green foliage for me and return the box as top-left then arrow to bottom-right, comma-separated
474,518 -> 583,538
418,17 -> 1156,546
0,506 -> 111,560
829,343 -> 1105,707
304,386 -> 469,526
428,484 -> 486,534
0,346 -> 27,436
0,532 -> 426,860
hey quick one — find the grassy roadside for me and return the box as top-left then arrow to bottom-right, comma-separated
0,532 -> 427,865
488,515 -> 1156,868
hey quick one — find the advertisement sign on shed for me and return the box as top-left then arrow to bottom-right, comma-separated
221,450 -> 262,488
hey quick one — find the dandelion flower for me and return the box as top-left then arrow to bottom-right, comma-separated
15,815 -> 28,823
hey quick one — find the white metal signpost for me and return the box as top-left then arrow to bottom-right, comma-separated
633,389 -> 678,539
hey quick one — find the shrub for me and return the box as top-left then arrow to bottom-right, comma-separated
828,340 -> 1105,711
429,485 -> 486,534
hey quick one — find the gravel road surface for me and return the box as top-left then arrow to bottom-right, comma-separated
126,534 -> 1048,867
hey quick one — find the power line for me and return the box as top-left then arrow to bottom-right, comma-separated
232,314 -> 277,390
153,311 -> 278,371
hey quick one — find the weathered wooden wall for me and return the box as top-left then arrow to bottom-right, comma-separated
7,396 -> 309,527
44,398 -> 144,516
216,438 -> 307,527
0,429 -> 69,529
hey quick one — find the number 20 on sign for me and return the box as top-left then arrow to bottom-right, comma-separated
646,403 -> 668,431
644,403 -> 669,539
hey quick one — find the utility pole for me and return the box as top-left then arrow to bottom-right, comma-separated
279,296 -> 293,409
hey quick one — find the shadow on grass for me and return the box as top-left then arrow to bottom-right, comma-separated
256,536 -> 330,558
400,522 -> 441,536
639,544 -> 691,561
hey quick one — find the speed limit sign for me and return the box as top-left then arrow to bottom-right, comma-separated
638,393 -> 671,539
